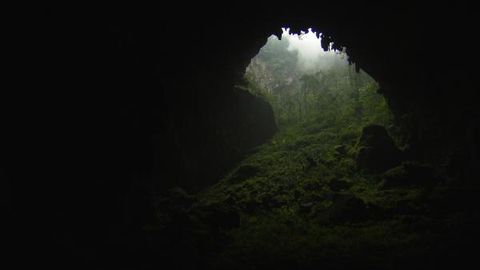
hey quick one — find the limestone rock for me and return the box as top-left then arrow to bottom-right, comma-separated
356,124 -> 402,173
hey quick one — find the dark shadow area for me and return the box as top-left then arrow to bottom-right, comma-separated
4,3 -> 480,269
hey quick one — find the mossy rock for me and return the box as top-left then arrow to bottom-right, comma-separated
229,164 -> 260,182
329,178 -> 352,192
355,125 -> 403,173
380,162 -> 436,190
329,194 -> 367,222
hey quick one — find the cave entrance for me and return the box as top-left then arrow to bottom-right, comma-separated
242,28 -> 392,132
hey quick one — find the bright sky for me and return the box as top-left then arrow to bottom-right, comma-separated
281,28 -> 347,72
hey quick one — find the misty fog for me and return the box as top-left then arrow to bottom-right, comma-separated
243,27 -> 383,127
281,28 -> 349,73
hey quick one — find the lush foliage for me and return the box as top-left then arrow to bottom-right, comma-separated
244,34 -> 391,129
147,32 -> 467,269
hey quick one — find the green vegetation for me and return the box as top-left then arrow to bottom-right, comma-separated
148,32 -> 471,269
193,34 -> 424,268
243,33 -> 391,129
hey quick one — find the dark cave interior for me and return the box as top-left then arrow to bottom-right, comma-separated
5,3 -> 480,269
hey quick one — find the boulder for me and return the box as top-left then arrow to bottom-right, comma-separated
299,201 -> 316,214
356,124 -> 402,173
229,164 -> 259,182
328,178 -> 352,192
329,194 -> 366,222
380,162 -> 436,189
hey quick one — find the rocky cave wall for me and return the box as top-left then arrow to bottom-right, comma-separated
15,5 -> 479,252
85,4 -> 479,193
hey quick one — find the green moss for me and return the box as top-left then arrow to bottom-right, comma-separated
187,58 -> 443,269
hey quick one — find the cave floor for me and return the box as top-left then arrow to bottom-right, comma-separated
148,118 -> 478,269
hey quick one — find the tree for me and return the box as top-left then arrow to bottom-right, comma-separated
243,31 -> 391,130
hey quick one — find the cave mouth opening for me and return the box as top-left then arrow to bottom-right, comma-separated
242,27 -> 393,134
190,28 -> 409,268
